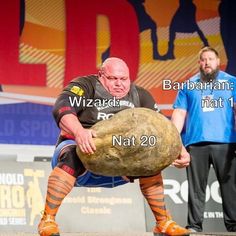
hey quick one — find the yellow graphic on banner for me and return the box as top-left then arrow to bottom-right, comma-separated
25,169 -> 44,226
0,169 -> 45,226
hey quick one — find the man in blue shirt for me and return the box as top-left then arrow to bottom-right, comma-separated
171,46 -> 236,232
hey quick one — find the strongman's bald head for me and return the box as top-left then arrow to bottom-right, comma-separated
98,57 -> 131,98
101,57 -> 130,78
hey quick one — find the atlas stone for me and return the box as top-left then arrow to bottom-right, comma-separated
76,108 -> 182,176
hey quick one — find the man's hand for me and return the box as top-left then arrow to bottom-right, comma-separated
59,114 -> 97,155
172,146 -> 190,168
75,128 -> 97,155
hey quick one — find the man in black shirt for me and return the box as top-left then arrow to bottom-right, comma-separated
38,57 -> 189,236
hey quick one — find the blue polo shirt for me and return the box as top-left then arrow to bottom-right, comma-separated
173,71 -> 236,147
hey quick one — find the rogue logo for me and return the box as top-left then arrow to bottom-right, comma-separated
164,179 -> 222,204
97,112 -> 114,120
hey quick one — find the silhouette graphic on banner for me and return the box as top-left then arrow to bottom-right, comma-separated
218,0 -> 236,76
163,0 -> 209,60
25,169 -> 44,226
102,0 -> 163,62
20,0 -> 25,36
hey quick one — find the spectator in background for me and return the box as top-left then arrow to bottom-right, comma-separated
171,46 -> 236,232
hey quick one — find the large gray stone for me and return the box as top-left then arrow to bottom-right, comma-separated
76,108 -> 182,176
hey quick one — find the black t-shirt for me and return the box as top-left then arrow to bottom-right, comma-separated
53,75 -> 160,128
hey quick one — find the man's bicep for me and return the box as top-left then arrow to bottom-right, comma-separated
138,88 -> 160,112
173,87 -> 188,110
171,108 -> 187,133
53,79 -> 93,125
172,108 -> 187,118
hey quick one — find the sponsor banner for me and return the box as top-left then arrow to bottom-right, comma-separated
145,166 -> 226,232
0,161 -> 146,232
1,1 -> 235,147
0,160 -> 226,232
0,103 -> 59,145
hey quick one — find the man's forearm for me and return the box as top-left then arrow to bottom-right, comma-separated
59,113 -> 84,137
